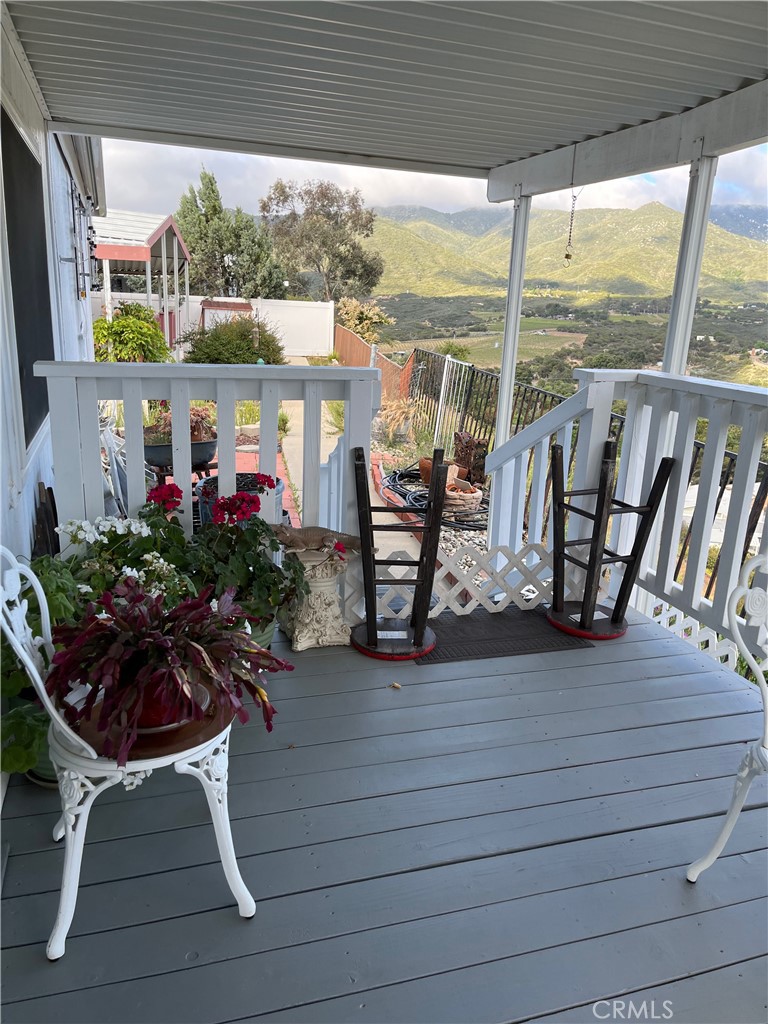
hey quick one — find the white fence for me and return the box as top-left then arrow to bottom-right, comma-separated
34,362 -> 379,538
91,294 -> 335,358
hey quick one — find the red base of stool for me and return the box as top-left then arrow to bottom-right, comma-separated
351,620 -> 437,660
547,602 -> 627,640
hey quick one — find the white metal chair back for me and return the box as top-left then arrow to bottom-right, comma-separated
728,552 -> 768,748
0,545 -> 97,759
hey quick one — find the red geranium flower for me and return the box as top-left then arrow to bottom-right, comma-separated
147,483 -> 183,512
211,492 -> 262,526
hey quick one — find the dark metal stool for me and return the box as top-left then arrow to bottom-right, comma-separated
548,439 -> 675,640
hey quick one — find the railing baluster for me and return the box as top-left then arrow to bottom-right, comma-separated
76,378 -> 104,522
170,379 -> 193,536
302,381 -> 322,527
711,403 -> 767,624
259,383 -> 279,525
47,377 -> 86,527
651,391 -> 700,596
528,438 -> 549,547
680,398 -> 732,612
215,380 -> 237,499
122,379 -> 146,517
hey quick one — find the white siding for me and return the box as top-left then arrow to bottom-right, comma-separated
1,20 -> 95,557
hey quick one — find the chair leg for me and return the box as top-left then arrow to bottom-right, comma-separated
47,766 -> 120,961
687,743 -> 766,883
176,735 -> 256,918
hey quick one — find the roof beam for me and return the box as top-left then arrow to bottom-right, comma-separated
46,120 -> 489,179
487,79 -> 768,201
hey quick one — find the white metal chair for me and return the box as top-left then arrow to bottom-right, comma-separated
0,546 -> 256,960
687,552 -> 768,882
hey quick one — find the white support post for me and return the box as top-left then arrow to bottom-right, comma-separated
494,192 -> 531,449
662,149 -> 718,376
173,235 -> 180,346
145,260 -> 152,309
103,258 -> 112,321
184,261 -> 190,329
160,232 -> 169,346
433,355 -> 453,449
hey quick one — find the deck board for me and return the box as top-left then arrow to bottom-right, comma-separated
2,617 -> 766,1023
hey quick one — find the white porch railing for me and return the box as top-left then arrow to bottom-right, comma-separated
34,361 -> 380,538
485,368 -> 767,660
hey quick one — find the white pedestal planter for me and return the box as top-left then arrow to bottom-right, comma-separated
282,550 -> 351,652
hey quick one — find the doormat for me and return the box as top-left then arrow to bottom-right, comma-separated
415,605 -> 593,665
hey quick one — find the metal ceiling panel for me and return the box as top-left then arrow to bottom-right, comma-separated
5,0 -> 767,176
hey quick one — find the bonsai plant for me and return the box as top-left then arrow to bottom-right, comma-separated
46,580 -> 292,766
143,403 -> 218,469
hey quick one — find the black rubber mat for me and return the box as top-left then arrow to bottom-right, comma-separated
415,604 -> 593,665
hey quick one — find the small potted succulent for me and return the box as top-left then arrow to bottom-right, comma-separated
46,581 -> 292,766
143,403 -> 218,469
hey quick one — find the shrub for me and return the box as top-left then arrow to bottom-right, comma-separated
93,309 -> 169,363
336,298 -> 395,345
277,409 -> 291,436
182,315 -> 286,365
436,340 -> 471,362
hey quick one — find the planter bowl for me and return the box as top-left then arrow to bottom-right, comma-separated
144,439 -> 218,469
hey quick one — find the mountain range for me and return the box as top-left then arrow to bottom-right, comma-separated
368,202 -> 767,300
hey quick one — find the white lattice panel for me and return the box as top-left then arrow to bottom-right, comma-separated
652,600 -> 738,669
341,543 -> 565,623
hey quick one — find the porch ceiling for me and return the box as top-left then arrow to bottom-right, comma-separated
5,1 -> 767,177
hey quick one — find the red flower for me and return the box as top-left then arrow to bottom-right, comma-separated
334,541 -> 346,561
211,491 -> 262,527
147,483 -> 183,512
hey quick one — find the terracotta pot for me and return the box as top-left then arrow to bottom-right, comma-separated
419,458 -> 466,485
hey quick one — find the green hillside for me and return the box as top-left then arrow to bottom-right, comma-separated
368,202 -> 767,301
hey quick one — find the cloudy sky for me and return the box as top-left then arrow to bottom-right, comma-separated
103,138 -> 767,217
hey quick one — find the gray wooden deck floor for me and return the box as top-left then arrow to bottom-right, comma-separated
2,613 -> 767,1024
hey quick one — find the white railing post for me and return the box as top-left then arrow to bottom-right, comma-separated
301,381 -> 322,527
259,382 -> 280,525
433,354 -> 452,449
495,192 -> 531,449
343,377 -> 378,536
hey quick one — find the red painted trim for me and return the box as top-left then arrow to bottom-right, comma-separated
94,243 -> 151,261
546,612 -> 627,641
350,636 -> 437,661
145,215 -> 192,262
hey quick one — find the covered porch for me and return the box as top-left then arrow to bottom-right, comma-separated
1,2 -> 767,1021
2,613 -> 766,1023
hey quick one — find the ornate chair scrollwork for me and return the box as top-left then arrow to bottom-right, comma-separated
687,552 -> 768,882
0,546 -> 256,960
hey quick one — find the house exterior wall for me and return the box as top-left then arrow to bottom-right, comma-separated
1,22 -> 95,557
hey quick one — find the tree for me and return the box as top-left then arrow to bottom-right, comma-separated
336,298 -> 395,344
259,179 -> 384,302
175,170 -> 286,299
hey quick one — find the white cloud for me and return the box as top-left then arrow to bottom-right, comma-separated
102,139 -> 768,217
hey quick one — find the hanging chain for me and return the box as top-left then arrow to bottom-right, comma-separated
563,187 -> 583,268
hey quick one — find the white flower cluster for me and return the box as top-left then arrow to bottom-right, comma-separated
56,516 -> 151,545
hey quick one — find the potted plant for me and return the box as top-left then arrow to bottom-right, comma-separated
186,492 -> 308,647
46,581 -> 292,766
195,472 -> 287,526
143,403 -> 218,470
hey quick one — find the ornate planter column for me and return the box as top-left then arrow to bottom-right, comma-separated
281,550 -> 351,652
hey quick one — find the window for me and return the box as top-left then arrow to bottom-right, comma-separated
2,106 -> 56,446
